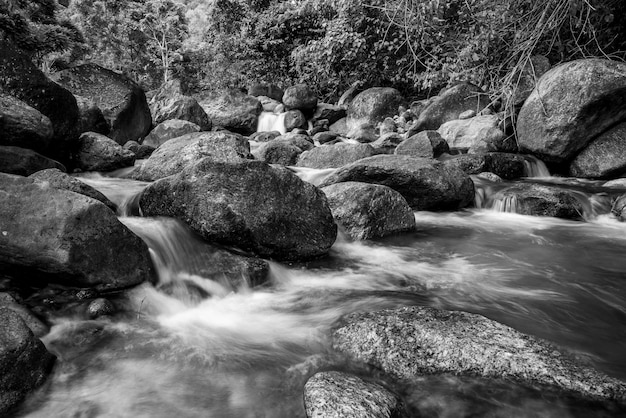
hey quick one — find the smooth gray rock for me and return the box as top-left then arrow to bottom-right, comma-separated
517,59 -> 626,163
347,88 -> 404,131
29,168 -> 116,211
0,173 -> 155,290
319,155 -> 474,211
322,182 -> 415,240
0,308 -> 55,415
252,133 -> 313,166
150,96 -> 211,131
200,90 -> 262,135
53,63 -> 151,145
395,130 -> 449,159
444,153 -> 527,180
0,93 -> 53,151
0,146 -> 65,176
297,143 -> 377,169
492,183 -> 584,220
0,293 -> 48,338
304,371 -> 403,418
75,132 -> 136,172
130,131 -> 252,181
143,119 -> 201,149
139,158 -> 337,261
332,306 -> 626,403
569,122 -> 626,179
283,84 -> 318,114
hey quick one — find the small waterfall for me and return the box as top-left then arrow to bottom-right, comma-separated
491,194 -> 519,213
288,166 -> 336,186
257,111 -> 287,134
73,173 -> 149,216
523,155 -> 550,177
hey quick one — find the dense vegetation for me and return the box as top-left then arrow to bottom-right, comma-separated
2,0 -> 626,102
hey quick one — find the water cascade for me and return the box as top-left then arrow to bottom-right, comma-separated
257,111 -> 287,134
13,171 -> 626,417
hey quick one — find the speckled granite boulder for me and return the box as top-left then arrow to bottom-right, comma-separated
332,306 -> 626,403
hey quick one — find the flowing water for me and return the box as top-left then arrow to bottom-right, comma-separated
14,167 -> 626,417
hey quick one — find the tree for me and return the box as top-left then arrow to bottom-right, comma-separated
136,0 -> 187,84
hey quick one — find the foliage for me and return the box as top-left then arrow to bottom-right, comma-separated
66,0 -> 187,88
0,0 -> 85,65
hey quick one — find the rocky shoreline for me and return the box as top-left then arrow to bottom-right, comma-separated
3,37 -> 626,416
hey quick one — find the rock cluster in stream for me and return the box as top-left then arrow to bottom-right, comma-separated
4,35 -> 626,414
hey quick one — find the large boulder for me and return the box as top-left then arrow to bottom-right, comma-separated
52,63 -> 152,144
0,173 -> 155,290
319,155 -> 475,211
491,183 -> 584,220
0,93 -> 53,151
569,122 -> 626,179
252,133 -> 314,165
248,83 -> 284,102
29,168 -> 116,212
150,95 -> 211,131
143,119 -> 201,149
0,308 -> 55,416
304,371 -> 404,418
297,143 -> 377,169
322,182 -> 416,240
282,83 -> 318,115
444,153 -> 527,180
395,131 -> 449,159
437,115 -> 506,151
347,88 -> 404,131
199,90 -> 262,135
332,306 -> 626,403
409,83 -> 490,134
131,131 -> 252,181
0,41 -> 79,164
312,103 -> 347,125
517,59 -> 626,163
139,158 -> 337,260
75,132 -> 136,172
0,146 -> 65,176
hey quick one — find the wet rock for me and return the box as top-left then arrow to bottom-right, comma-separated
139,158 -> 337,260
370,132 -> 404,154
304,371 -> 403,418
29,168 -> 116,212
258,96 -> 281,113
0,173 -> 155,290
395,131 -> 449,159
611,194 -> 626,221
75,132 -> 136,172
0,308 -> 55,416
312,103 -> 346,125
150,95 -> 211,131
0,41 -> 79,164
444,153 -> 526,180
0,146 -> 65,176
199,89 -> 262,135
123,141 -> 155,159
297,143 -> 377,169
131,131 -> 251,181
0,293 -> 48,338
86,298 -> 115,319
517,59 -> 626,163
493,183 -> 584,220
250,131 -> 281,143
332,306 -> 626,404
604,179 -> 626,189
0,93 -> 53,151
284,109 -> 308,132
74,95 -> 110,136
347,88 -> 404,131
569,122 -> 626,179
53,63 -> 151,145
322,182 -> 415,240
438,115 -> 506,151
143,119 -> 201,148
408,83 -> 490,134
476,172 -> 503,182
283,84 -> 318,115
319,155 -> 474,211
252,133 -> 314,165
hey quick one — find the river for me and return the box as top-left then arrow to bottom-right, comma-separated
14,164 -> 626,417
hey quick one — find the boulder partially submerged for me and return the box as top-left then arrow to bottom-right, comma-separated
332,306 -> 626,403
